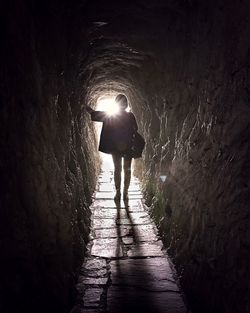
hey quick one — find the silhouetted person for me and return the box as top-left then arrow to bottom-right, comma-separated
86,94 -> 138,205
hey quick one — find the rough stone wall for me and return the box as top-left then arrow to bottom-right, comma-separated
0,1 -> 98,312
132,2 -> 250,313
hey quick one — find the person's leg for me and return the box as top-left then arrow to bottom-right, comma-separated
123,156 -> 132,199
112,154 -> 122,201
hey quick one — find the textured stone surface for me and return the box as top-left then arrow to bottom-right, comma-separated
83,288 -> 104,307
93,226 -> 131,239
91,238 -> 124,258
0,2 -> 99,312
127,242 -> 164,258
72,167 -> 186,313
107,287 -> 187,313
110,258 -> 178,291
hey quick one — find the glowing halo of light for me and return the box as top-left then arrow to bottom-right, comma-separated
96,96 -> 120,116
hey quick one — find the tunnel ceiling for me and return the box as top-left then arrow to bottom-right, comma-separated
77,0 -> 186,106
82,39 -> 145,104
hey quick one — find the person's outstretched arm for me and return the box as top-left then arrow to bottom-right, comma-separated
85,105 -> 106,122
86,105 -> 94,114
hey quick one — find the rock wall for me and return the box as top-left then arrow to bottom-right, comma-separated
131,2 -> 250,313
0,1 -> 99,312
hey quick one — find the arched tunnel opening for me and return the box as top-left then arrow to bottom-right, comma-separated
1,1 -> 250,313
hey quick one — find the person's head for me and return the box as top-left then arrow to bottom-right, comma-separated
115,94 -> 128,111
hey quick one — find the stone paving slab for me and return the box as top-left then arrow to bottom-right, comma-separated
93,226 -> 131,238
127,186 -> 141,192
97,182 -> 140,193
95,192 -> 143,200
70,305 -> 95,313
127,190 -> 142,195
82,257 -> 107,271
95,192 -> 116,199
98,176 -> 113,183
99,183 -> 115,192
93,200 -> 119,208
78,257 -> 109,285
133,224 -> 158,241
92,218 -> 117,229
92,207 -> 120,218
94,199 -> 144,208
116,214 -> 151,225
93,224 -> 159,243
71,167 -> 187,313
109,258 -> 178,291
78,273 -> 109,286
84,288 -> 104,307
127,241 -> 164,257
92,207 -> 139,219
91,238 -> 123,258
107,286 -> 187,313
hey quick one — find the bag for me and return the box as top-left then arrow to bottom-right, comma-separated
131,132 -> 145,159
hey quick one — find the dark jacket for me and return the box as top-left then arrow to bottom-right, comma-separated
91,110 -> 138,156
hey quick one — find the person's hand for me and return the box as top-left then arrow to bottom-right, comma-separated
86,105 -> 94,114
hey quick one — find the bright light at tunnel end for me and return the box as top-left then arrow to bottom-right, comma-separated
96,95 -> 130,116
97,97 -> 119,116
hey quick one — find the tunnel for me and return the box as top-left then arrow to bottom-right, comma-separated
0,0 -> 250,312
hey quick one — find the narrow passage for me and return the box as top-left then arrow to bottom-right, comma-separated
72,158 -> 188,313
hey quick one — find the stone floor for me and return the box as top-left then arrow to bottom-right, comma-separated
71,159 -> 189,313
